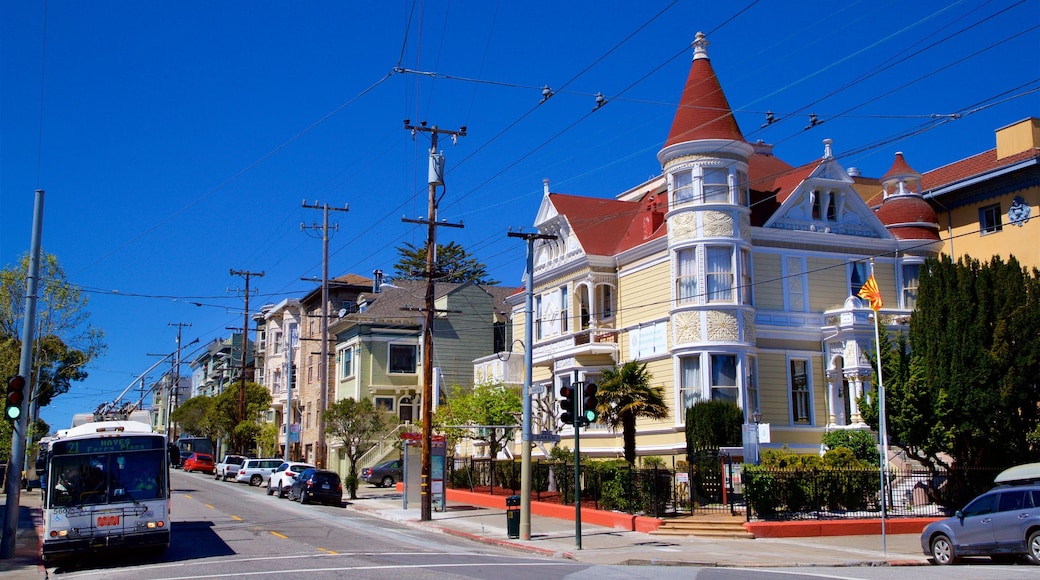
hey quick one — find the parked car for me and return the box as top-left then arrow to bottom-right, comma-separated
215,455 -> 248,481
361,459 -> 403,488
177,450 -> 192,468
234,458 -> 282,486
288,468 -> 343,506
921,472 -> 1040,565
267,462 -> 315,498
182,452 -> 215,474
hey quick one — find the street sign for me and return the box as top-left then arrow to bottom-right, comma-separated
529,385 -> 545,395
531,432 -> 560,443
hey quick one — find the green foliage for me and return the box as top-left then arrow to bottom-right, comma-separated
685,400 -> 743,449
325,397 -> 394,499
171,395 -> 216,440
864,256 -> 1040,470
210,381 -> 271,454
596,361 -> 669,464
549,445 -> 571,461
255,421 -> 280,458
435,382 -> 522,459
820,429 -> 878,465
642,456 -> 665,468
745,446 -> 878,517
392,241 -> 498,285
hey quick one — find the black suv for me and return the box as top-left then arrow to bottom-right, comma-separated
288,468 -> 343,506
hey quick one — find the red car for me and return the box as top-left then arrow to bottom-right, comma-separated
183,452 -> 216,474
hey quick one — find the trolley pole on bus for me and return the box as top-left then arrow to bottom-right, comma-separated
2,190 -> 44,559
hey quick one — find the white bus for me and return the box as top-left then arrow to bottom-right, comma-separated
42,420 -> 172,564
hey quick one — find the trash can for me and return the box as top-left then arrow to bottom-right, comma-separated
505,495 -> 521,539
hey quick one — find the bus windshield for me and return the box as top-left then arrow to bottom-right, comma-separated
48,449 -> 167,507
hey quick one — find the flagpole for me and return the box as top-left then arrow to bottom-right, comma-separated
868,259 -> 889,555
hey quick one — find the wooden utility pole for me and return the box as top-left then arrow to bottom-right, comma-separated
402,120 -> 465,521
230,269 -> 263,446
302,201 -> 348,469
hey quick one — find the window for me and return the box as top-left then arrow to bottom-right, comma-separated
849,261 -> 868,297
339,347 -> 353,379
560,286 -> 569,333
374,396 -> 394,412
902,263 -> 921,309
703,168 -> 729,203
599,285 -> 613,319
812,191 -> 822,220
786,256 -> 805,311
790,359 -> 811,424
257,330 -> 266,353
676,248 -> 698,304
535,295 -> 543,340
679,356 -> 702,410
710,354 -> 737,403
740,249 -> 752,305
673,170 -> 695,203
706,247 -> 734,303
825,192 -> 837,221
389,344 -> 417,374
979,203 -> 1002,234
272,331 -> 283,355
736,171 -> 748,206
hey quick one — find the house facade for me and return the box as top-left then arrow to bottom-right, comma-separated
259,298 -> 302,459
502,32 -> 944,460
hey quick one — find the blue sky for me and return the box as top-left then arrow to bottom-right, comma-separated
3,1 -> 1038,431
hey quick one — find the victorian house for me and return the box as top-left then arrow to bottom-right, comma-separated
503,32 -> 944,460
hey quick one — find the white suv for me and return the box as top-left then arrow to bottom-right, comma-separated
266,461 -> 315,498
234,458 -> 282,486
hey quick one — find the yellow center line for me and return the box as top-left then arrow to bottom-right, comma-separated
183,494 -> 192,499
270,531 -> 288,539
204,504 -> 215,509
318,547 -> 339,555
231,515 -> 242,521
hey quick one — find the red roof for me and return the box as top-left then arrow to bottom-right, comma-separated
664,49 -> 744,147
882,152 -> 918,181
875,196 -> 940,240
922,147 -> 1040,191
548,191 -> 666,256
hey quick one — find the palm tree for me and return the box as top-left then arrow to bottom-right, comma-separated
595,361 -> 669,464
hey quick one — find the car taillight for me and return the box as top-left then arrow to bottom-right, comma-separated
238,469 -> 245,475
306,479 -> 314,488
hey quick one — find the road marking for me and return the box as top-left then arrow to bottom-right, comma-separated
183,494 -> 192,499
120,562 -> 576,579
318,547 -> 338,555
270,531 -> 288,539
205,504 -> 215,509
230,515 -> 242,521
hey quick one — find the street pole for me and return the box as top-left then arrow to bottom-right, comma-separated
2,189 -> 44,560
508,230 -> 557,541
231,269 -> 264,452
402,120 -> 465,521
573,374 -> 583,550
302,201 -> 348,469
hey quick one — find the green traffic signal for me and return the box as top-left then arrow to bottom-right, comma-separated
581,382 -> 598,425
6,375 -> 26,420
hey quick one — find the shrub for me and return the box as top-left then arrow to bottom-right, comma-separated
820,429 -> 878,465
686,400 -> 743,449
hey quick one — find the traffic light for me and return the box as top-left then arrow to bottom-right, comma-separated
558,385 -> 576,426
6,375 -> 26,420
582,383 -> 599,426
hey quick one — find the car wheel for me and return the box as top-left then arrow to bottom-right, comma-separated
214,472 -> 221,480
250,475 -> 263,487
1027,530 -> 1040,565
381,476 -> 395,488
300,493 -> 309,505
278,485 -> 286,499
266,483 -> 274,496
930,534 -> 957,565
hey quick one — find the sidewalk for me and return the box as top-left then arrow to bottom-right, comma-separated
344,484 -> 931,567
0,489 -> 46,580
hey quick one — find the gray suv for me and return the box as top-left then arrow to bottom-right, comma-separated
234,458 -> 282,486
921,482 -> 1040,564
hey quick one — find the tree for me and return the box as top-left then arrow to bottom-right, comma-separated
325,397 -> 394,499
255,422 -> 280,459
435,382 -> 522,461
209,381 -> 271,454
862,256 -> 1040,472
596,361 -> 669,464
392,241 -> 498,284
1,254 -> 105,409
685,400 -> 742,449
170,395 -> 216,440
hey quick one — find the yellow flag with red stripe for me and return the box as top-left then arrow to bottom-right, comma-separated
858,273 -> 883,311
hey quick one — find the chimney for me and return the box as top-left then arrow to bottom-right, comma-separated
373,269 -> 383,293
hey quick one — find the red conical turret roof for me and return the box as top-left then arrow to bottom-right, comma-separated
664,32 -> 745,147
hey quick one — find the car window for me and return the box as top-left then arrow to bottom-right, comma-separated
998,489 -> 1027,512
1027,489 -> 1040,509
274,463 -> 288,473
962,492 -> 998,516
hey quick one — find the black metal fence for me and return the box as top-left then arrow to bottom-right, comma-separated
742,466 -> 1002,521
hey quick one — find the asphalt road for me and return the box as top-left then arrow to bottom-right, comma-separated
40,470 -> 1038,580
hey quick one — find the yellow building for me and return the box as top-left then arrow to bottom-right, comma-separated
481,32 -> 949,461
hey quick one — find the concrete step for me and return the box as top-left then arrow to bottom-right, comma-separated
651,514 -> 754,539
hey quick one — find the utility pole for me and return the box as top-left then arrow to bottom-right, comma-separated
302,201 -> 348,469
230,269 -> 263,450
168,322 -> 191,439
508,230 -> 557,540
1,190 -> 44,560
402,120 -> 466,521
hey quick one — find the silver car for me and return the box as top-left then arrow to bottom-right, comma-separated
921,482 -> 1040,565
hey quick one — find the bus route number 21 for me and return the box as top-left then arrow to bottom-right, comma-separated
97,515 -> 121,527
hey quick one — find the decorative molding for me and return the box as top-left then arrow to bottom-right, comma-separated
672,311 -> 701,344
669,211 -> 698,242
706,310 -> 738,341
703,211 -> 734,237
742,310 -> 756,343
738,212 -> 752,240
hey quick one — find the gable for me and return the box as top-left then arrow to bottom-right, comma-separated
763,157 -> 892,239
